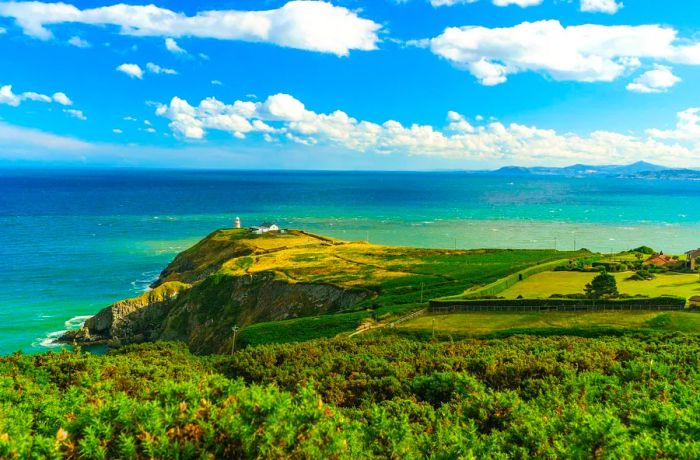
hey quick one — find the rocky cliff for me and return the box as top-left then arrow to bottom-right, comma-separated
63,229 -> 371,353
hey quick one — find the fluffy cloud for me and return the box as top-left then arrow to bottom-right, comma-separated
116,63 -> 143,79
647,108 -> 700,142
428,20 -> 700,85
63,109 -> 87,120
165,38 -> 186,54
0,1 -> 381,56
580,0 -> 622,14
146,62 -> 177,75
155,92 -> 700,166
67,36 -> 90,48
52,92 -> 72,105
117,62 -> 177,78
626,66 -> 680,93
0,84 -> 72,107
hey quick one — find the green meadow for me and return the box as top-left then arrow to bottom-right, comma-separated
501,271 -> 700,299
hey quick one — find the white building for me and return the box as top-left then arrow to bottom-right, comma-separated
234,217 -> 241,229
252,222 -> 279,234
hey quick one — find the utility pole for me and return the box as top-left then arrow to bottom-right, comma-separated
231,325 -> 239,354
420,282 -> 424,304
432,318 -> 435,338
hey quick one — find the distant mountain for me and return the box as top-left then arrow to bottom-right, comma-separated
491,161 -> 696,179
622,169 -> 700,180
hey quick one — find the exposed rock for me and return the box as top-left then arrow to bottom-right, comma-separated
62,271 -> 368,354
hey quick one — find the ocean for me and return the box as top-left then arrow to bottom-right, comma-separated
2,169 -> 700,354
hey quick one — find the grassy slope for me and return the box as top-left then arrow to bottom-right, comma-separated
146,229 -> 589,346
500,271 -> 700,299
400,311 -> 700,336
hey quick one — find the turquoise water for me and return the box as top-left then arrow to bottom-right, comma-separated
2,169 -> 700,354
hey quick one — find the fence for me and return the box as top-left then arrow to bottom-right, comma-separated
429,297 -> 687,313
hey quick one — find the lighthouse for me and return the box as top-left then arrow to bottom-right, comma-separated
234,217 -> 241,229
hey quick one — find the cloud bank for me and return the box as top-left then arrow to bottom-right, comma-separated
0,1 -> 381,56
155,92 -> 700,166
0,84 -> 72,106
427,20 -> 700,86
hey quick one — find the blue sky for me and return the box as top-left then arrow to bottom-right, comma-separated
2,0 -> 700,169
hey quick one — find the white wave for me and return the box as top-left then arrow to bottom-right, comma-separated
64,315 -> 92,330
35,330 -> 67,348
130,270 -> 160,293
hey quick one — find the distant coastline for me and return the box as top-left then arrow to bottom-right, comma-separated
484,161 -> 700,180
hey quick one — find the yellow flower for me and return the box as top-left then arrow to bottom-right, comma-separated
56,427 -> 69,443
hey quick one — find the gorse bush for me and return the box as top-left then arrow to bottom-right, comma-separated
4,334 -> 700,458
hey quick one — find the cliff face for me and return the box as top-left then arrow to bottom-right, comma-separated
65,229 -> 371,353
159,272 -> 368,354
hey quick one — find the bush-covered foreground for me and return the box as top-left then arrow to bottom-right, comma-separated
4,333 -> 700,458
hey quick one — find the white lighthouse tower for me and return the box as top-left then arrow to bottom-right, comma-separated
234,217 -> 241,229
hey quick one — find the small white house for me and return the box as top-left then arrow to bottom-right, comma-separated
252,222 -> 279,234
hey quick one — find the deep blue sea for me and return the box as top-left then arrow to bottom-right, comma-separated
2,169 -> 700,354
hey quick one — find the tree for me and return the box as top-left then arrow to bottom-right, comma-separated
584,271 -> 619,299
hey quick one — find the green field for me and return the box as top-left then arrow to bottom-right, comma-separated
500,270 -> 700,299
128,229 -> 591,350
399,310 -> 700,336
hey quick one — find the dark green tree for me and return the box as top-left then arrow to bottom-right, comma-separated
584,271 -> 619,299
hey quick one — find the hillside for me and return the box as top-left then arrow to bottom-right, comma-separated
4,333 -> 700,458
63,228 -> 587,353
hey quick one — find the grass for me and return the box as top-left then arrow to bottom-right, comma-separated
237,311 -> 369,347
399,311 -> 700,336
205,230 -> 590,311
501,271 -> 700,299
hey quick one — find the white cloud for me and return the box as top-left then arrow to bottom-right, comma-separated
146,62 -> 177,75
211,80 -> 223,86
123,116 -> 137,121
626,65 -> 680,93
0,85 -> 22,106
647,108 -> 700,142
154,92 -> 700,166
112,128 -> 123,134
63,108 -> 86,120
580,0 -> 622,14
117,63 -> 176,78
67,36 -> 90,48
430,0 -> 542,6
116,63 -> 143,79
21,91 -> 52,103
0,1 -> 381,56
428,20 -> 700,86
0,27 -> 7,34
52,92 -> 72,105
165,37 -> 186,54
0,84 -> 73,107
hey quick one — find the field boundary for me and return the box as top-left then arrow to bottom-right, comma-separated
429,296 -> 687,313
388,308 -> 427,327
439,256 -> 598,301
